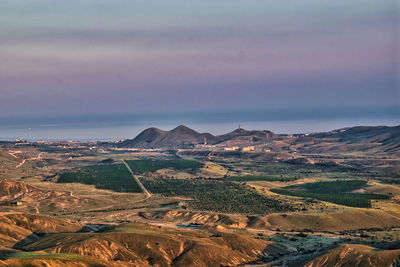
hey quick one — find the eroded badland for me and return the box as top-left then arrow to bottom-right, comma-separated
0,125 -> 399,267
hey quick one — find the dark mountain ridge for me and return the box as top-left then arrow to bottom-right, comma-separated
218,127 -> 276,142
297,125 -> 400,155
118,125 -> 221,148
117,125 -> 400,155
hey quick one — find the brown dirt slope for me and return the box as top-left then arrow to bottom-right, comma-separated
0,213 -> 81,246
259,209 -> 400,232
299,125 -> 400,155
0,179 -> 95,213
141,210 -> 249,228
0,149 -> 28,179
0,255 -> 128,267
18,222 -> 267,267
142,208 -> 400,233
305,244 -> 400,267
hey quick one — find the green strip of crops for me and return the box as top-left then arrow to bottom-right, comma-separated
58,164 -> 143,193
270,180 -> 389,208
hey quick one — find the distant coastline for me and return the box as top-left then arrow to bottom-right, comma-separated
0,118 -> 399,142
1,107 -> 399,141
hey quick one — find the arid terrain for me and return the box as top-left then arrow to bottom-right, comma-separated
0,125 -> 399,266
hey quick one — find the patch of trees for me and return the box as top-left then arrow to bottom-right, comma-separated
140,177 -> 293,214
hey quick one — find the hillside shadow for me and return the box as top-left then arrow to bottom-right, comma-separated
12,223 -> 115,252
12,233 -> 43,249
78,223 -> 115,233
0,248 -> 20,260
255,233 -> 343,267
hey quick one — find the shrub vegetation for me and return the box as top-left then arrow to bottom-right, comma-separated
141,177 -> 292,214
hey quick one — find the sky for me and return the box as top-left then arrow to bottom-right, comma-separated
0,0 -> 399,134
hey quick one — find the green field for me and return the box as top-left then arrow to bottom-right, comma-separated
226,175 -> 297,182
292,179 -> 367,193
270,180 -> 390,208
126,159 -> 203,174
3,252 -> 85,261
141,177 -> 292,214
58,164 -> 143,193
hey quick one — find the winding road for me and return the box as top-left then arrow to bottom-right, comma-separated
16,152 -> 44,168
122,160 -> 152,198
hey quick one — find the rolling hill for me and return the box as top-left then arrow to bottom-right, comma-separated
117,125 -> 277,148
118,125 -> 220,148
305,244 -> 400,267
218,127 -> 276,142
117,125 -> 400,156
0,179 -> 99,214
0,213 -> 82,247
5,220 -> 267,267
293,125 -> 400,155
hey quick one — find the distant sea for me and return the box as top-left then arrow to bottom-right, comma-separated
0,107 -> 399,141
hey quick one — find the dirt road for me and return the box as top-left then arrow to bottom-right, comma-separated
16,152 -> 44,168
122,160 -> 152,198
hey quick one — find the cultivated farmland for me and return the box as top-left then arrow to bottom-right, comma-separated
58,163 -> 143,193
140,177 -> 292,214
270,180 -> 389,208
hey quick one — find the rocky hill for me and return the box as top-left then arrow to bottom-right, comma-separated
0,179 -> 94,214
305,244 -> 400,267
117,125 -> 276,148
296,125 -> 400,155
117,124 -> 400,156
0,213 -> 82,247
219,127 -> 276,141
217,127 -> 277,147
0,218 -> 267,267
118,125 -> 220,148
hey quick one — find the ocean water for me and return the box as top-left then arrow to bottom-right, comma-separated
0,108 -> 399,141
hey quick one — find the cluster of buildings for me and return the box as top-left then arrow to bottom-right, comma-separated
224,146 -> 255,152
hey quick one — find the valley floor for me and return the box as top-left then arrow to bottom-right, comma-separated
0,142 -> 399,266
